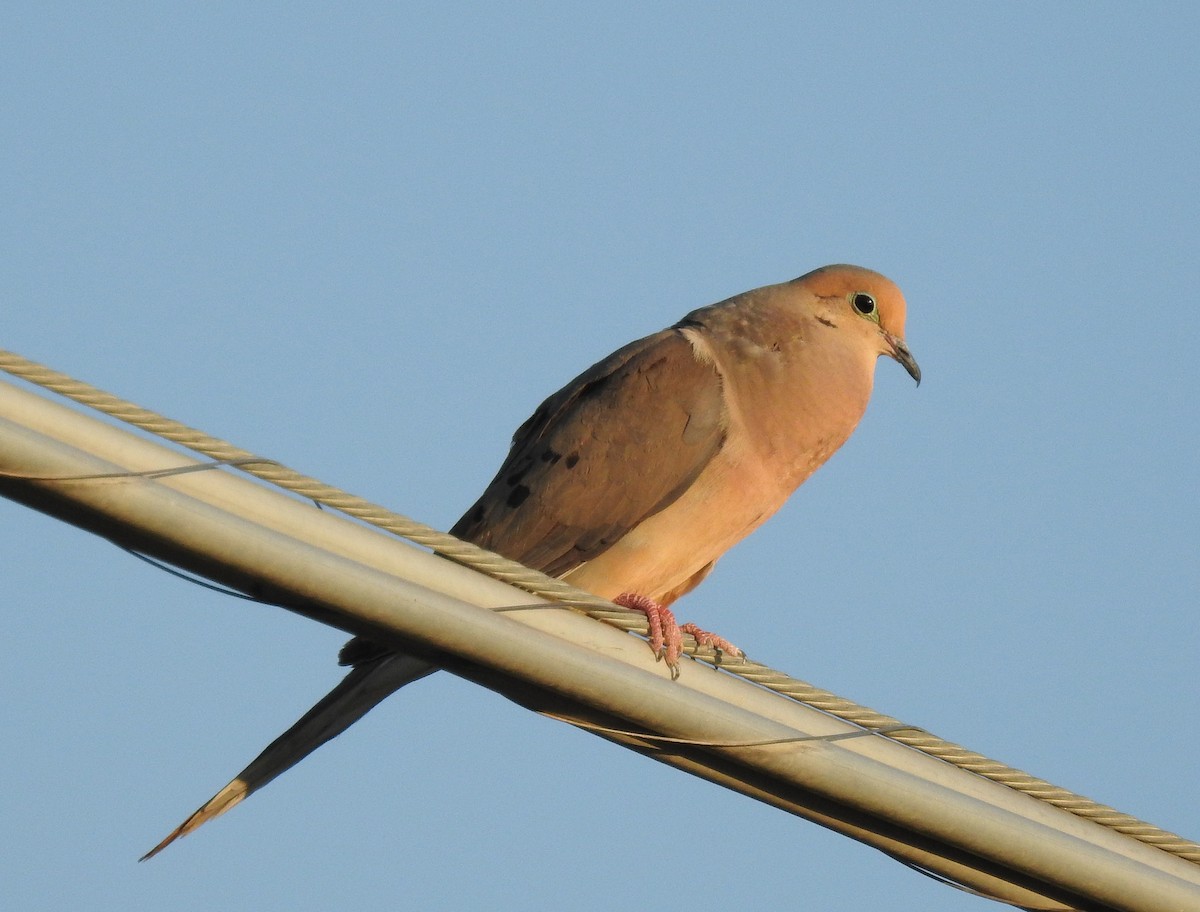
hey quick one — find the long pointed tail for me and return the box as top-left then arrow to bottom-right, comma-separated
141,653 -> 437,860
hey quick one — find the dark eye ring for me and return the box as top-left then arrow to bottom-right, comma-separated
852,293 -> 877,316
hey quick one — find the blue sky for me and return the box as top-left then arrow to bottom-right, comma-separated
2,4 -> 1197,909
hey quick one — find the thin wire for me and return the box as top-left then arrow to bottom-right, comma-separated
0,457 -> 272,483
536,711 -> 914,748
892,857 -> 1070,911
122,547 -> 274,602
2,347 -> 1197,866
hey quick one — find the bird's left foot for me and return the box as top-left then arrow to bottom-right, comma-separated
679,622 -> 742,660
614,593 -> 742,677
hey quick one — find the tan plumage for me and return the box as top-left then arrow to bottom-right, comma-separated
142,264 -> 919,858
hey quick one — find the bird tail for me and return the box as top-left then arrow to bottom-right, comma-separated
140,653 -> 437,860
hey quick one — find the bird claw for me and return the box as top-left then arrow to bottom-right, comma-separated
679,622 -> 743,662
614,593 -> 740,677
614,593 -> 680,669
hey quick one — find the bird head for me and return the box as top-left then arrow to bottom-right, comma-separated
796,264 -> 921,385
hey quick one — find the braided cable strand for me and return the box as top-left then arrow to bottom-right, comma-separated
1,348 -> 1196,865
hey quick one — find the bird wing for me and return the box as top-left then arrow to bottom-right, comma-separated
452,325 -> 727,577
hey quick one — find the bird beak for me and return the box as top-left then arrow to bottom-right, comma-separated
883,332 -> 921,386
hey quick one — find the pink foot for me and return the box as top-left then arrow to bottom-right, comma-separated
679,622 -> 743,660
614,593 -> 741,676
614,593 -> 682,668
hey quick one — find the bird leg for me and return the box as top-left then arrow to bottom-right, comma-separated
614,593 -> 741,676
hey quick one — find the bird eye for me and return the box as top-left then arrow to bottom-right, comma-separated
852,292 -> 878,317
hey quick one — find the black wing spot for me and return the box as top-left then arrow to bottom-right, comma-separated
541,448 -> 562,464
506,484 -> 531,508
565,452 -> 580,469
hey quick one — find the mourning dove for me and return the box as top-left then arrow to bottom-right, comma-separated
142,263 -> 919,858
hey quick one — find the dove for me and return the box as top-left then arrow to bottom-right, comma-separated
142,263 -> 919,858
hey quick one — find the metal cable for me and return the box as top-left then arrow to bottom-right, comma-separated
2,348 -> 1196,865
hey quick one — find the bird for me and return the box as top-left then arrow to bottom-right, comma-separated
141,263 -> 920,859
